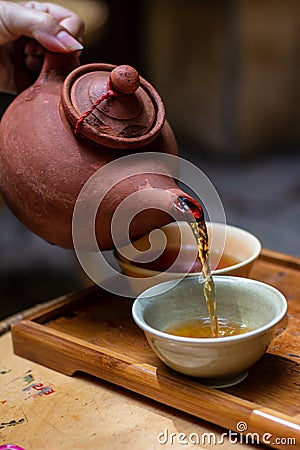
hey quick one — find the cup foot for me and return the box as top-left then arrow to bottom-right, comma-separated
197,370 -> 249,389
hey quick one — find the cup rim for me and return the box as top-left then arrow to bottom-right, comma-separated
116,222 -> 262,277
132,276 -> 287,344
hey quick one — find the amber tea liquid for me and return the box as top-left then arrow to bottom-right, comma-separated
166,318 -> 250,338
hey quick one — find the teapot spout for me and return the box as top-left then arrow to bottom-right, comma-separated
167,189 -> 204,222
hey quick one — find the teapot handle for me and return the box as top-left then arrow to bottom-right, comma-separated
13,37 -> 80,93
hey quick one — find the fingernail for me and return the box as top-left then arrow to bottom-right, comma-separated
56,30 -> 83,51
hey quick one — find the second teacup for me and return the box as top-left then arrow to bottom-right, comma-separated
115,222 -> 261,294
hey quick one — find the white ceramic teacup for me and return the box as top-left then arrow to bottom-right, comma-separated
132,276 -> 287,388
115,222 -> 261,295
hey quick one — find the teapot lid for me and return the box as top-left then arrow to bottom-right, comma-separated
61,63 -> 165,149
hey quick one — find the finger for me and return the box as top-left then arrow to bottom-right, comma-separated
21,2 -> 85,38
0,2 -> 83,51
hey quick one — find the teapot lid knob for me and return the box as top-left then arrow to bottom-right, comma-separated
109,65 -> 140,95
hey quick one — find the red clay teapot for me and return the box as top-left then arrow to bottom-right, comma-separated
0,51 -> 201,250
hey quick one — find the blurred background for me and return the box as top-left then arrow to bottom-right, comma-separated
0,0 -> 299,319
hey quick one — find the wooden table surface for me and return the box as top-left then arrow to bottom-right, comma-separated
0,249 -> 299,450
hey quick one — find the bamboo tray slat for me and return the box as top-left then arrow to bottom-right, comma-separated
11,249 -> 300,449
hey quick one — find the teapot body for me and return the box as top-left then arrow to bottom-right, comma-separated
0,54 -> 182,249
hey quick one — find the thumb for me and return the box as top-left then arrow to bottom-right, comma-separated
0,2 -> 83,52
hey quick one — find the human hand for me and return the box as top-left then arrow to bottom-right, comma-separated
0,1 -> 84,93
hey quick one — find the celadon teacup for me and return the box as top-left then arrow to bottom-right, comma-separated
132,276 -> 287,388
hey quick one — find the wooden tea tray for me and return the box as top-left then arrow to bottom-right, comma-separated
11,249 -> 300,448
